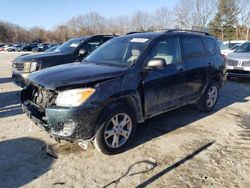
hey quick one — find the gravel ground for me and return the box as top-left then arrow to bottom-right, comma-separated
0,52 -> 250,188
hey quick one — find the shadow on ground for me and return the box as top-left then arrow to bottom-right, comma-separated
0,137 -> 54,187
0,90 -> 23,118
135,141 -> 215,188
0,77 -> 12,84
131,79 -> 250,150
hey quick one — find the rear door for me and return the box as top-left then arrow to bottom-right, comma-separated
202,37 -> 220,77
143,37 -> 186,116
180,36 -> 209,100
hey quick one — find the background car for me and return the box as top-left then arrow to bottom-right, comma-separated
20,43 -> 38,51
5,44 -> 22,52
0,44 -> 4,51
44,44 -> 60,53
226,41 -> 250,79
221,40 -> 246,56
32,43 -> 50,52
12,35 -> 116,87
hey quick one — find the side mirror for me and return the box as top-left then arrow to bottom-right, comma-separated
146,58 -> 166,70
78,49 -> 87,56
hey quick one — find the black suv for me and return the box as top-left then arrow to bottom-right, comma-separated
12,35 -> 115,87
21,30 -> 225,154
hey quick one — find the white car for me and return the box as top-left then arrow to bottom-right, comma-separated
221,40 -> 247,56
226,41 -> 250,79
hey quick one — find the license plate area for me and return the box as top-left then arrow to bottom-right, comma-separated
234,67 -> 244,71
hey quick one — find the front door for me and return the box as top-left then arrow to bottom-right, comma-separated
143,37 -> 186,116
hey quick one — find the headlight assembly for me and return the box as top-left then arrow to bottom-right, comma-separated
55,88 -> 95,107
30,62 -> 38,72
23,61 -> 38,72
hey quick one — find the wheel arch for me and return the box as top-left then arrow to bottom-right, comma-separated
210,71 -> 224,88
94,90 -> 144,134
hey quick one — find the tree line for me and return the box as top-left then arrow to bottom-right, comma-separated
0,0 -> 249,43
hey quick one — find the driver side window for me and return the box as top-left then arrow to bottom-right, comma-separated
85,39 -> 102,53
148,37 -> 181,65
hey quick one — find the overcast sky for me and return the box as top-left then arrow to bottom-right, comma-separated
0,0 -> 177,29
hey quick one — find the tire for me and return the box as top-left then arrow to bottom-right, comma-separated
93,102 -> 137,155
196,81 -> 219,112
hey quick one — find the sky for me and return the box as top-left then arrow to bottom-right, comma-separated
0,0 -> 177,30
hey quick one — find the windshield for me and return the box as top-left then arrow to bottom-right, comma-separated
54,38 -> 84,54
235,42 -> 250,53
230,44 -> 241,50
85,37 -> 151,66
219,42 -> 227,50
220,42 -> 242,50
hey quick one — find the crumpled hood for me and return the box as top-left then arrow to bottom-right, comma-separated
14,52 -> 66,63
227,52 -> 250,60
29,62 -> 127,90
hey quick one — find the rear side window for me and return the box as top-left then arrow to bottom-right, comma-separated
203,38 -> 217,56
85,39 -> 102,52
181,37 -> 204,59
103,37 -> 113,43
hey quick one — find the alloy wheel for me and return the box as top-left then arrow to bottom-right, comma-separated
206,86 -> 218,108
104,113 -> 132,148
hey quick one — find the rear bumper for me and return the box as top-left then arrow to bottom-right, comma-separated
12,70 -> 30,87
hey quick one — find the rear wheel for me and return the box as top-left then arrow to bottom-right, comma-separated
93,102 -> 137,155
196,81 -> 219,112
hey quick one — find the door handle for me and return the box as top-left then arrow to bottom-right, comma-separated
177,65 -> 184,72
178,68 -> 184,72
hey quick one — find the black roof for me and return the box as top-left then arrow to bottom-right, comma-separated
123,29 -> 215,39
68,34 -> 116,41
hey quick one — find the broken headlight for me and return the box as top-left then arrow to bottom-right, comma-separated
23,61 -> 38,72
55,88 -> 95,107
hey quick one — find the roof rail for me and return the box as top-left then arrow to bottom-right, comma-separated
165,29 -> 211,36
92,34 -> 117,37
125,31 -> 146,35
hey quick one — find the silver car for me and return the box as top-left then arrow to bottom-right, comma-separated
226,42 -> 250,79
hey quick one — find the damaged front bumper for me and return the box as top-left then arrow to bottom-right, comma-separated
21,100 -> 100,141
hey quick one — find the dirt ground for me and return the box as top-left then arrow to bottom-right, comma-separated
0,52 -> 250,188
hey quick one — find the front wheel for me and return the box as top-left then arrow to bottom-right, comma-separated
93,103 -> 137,155
196,81 -> 219,112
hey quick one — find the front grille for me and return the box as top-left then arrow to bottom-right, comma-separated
226,59 -> 238,66
13,62 -> 24,71
242,61 -> 250,67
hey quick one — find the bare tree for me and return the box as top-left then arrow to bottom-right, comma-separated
131,11 -> 152,31
106,16 -> 130,34
53,25 -> 69,42
174,0 -> 193,29
67,12 -> 106,36
82,12 -> 106,34
192,0 -> 217,30
29,27 -> 47,42
237,0 -> 250,39
153,6 -> 173,30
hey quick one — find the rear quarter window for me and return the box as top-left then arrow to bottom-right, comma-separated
181,37 -> 204,59
103,37 -> 113,43
203,38 -> 217,56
